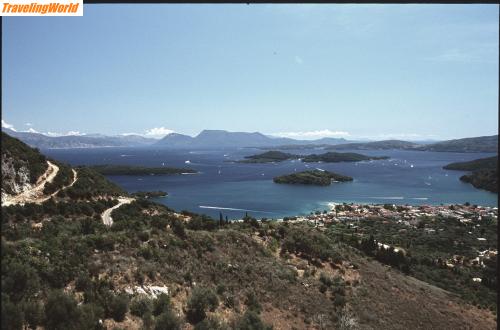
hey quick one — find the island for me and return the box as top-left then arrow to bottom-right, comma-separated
131,190 -> 168,198
237,151 -> 298,163
302,152 -> 389,163
89,165 -> 197,175
443,156 -> 498,193
273,170 -> 353,186
237,151 -> 389,164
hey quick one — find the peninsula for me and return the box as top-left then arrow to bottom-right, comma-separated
89,165 -> 197,175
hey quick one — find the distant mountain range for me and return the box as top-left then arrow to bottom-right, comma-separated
2,128 -> 497,153
154,130 -> 351,149
2,128 -> 157,149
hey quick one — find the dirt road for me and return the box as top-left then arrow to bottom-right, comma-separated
101,197 -> 134,226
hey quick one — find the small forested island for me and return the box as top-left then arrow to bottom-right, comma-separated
89,164 -> 197,175
131,190 -> 168,198
238,151 -> 389,164
443,156 -> 498,193
238,151 -> 298,163
302,152 -> 389,163
273,170 -> 353,186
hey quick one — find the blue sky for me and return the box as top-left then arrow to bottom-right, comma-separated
2,4 -> 498,140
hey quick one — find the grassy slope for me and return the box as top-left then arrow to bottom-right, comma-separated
1,135 -> 496,329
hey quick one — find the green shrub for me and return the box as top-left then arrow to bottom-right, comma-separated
194,316 -> 226,330
44,291 -> 80,330
244,290 -> 262,313
108,294 -> 129,322
75,273 -> 92,292
22,300 -> 43,330
235,310 -> 272,330
77,303 -> 104,330
1,294 -> 24,330
154,310 -> 181,330
153,293 -> 171,316
130,296 -> 153,317
186,287 -> 219,324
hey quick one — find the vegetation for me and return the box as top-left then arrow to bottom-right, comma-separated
1,133 -> 496,329
273,170 -> 353,186
302,152 -> 389,163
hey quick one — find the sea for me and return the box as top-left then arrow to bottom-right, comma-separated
43,147 -> 498,219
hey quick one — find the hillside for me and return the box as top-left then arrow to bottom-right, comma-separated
1,132 -> 496,330
419,135 -> 498,153
443,156 -> 498,193
327,140 -> 420,151
443,156 -> 498,171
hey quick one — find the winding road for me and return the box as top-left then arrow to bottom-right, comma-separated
101,197 -> 134,226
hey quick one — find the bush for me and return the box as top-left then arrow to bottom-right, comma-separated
194,316 -> 225,330
235,310 -> 272,330
154,310 -> 181,330
22,300 -> 43,330
77,303 -> 104,330
186,287 -> 219,324
44,291 -> 80,330
75,273 -> 92,292
108,294 -> 129,322
171,219 -> 186,239
142,311 -> 154,330
130,296 -> 153,317
333,294 -> 346,307
1,294 -> 24,330
153,293 -> 171,316
244,290 -> 262,313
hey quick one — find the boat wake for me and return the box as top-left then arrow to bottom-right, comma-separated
199,205 -> 275,214
368,196 -> 405,200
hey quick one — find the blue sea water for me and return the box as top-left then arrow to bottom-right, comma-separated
43,147 -> 498,219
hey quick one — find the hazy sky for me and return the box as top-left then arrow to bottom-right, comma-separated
2,4 -> 498,140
